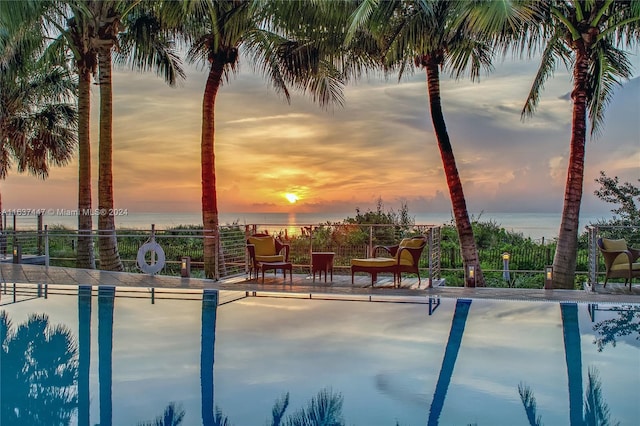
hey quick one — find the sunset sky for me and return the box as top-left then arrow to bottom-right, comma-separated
3,51 -> 639,217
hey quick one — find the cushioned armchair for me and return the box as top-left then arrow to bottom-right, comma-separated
246,234 -> 290,279
597,238 -> 640,289
351,236 -> 427,287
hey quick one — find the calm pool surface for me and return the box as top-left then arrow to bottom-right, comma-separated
1,285 -> 638,426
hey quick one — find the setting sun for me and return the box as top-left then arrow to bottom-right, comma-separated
285,193 -> 298,204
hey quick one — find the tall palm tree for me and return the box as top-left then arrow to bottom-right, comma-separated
521,0 -> 640,288
348,0 -> 502,286
92,0 -> 184,271
0,11 -> 77,223
20,1 -> 183,271
168,0 -> 345,278
8,0 -> 100,269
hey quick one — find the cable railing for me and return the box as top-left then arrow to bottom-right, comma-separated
1,223 -> 441,281
5,223 -> 637,288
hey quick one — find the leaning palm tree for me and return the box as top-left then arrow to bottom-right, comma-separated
0,17 -> 77,216
521,0 -> 640,289
168,0 -> 346,278
348,0 -> 501,286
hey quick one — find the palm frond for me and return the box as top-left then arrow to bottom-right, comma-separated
587,41 -> 632,137
522,32 -> 571,118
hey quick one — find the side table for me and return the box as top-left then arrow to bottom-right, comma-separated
312,252 -> 335,283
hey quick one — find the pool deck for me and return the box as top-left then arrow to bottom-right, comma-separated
1,263 -> 639,304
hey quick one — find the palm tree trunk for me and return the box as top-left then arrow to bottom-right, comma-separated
552,50 -> 589,289
201,62 -> 224,279
424,61 -> 483,287
77,69 -> 96,269
97,47 -> 123,271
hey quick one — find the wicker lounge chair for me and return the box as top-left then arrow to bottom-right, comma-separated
597,237 -> 640,289
351,236 -> 427,287
246,233 -> 290,279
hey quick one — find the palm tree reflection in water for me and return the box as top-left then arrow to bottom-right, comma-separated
519,303 -> 620,426
78,285 -> 92,426
0,311 -> 78,425
99,286 -> 116,426
137,402 -> 186,426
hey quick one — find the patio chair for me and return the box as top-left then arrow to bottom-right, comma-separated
246,233 -> 290,279
597,237 -> 640,289
351,235 -> 427,287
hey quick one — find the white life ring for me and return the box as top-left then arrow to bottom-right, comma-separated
136,241 -> 166,275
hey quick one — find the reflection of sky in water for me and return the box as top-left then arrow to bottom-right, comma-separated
1,289 -> 638,425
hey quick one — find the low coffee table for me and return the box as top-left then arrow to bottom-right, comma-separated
312,252 -> 335,283
259,261 -> 293,283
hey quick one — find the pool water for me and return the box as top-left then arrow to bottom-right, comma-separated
1,285 -> 638,426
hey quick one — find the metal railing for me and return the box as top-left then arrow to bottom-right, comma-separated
2,223 -> 442,283
18,221 -> 635,289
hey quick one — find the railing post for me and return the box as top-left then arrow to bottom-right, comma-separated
428,227 -> 433,288
588,225 -> 598,291
215,226 -> 220,281
368,225 -> 373,257
45,225 -> 50,267
309,227 -> 314,275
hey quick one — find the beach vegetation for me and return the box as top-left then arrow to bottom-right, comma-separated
589,171 -> 640,241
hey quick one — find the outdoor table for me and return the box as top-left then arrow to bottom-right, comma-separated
312,252 -> 335,283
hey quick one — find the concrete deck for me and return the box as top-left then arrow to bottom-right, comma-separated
1,263 -> 640,304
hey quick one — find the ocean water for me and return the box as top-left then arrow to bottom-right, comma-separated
12,211 -> 609,241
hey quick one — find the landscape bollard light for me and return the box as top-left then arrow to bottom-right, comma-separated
545,266 -> 553,289
466,264 -> 476,287
502,252 -> 511,283
181,256 -> 191,278
12,245 -> 21,264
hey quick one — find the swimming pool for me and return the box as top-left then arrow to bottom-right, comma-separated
1,285 -> 638,425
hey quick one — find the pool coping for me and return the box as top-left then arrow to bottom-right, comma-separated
1,263 -> 639,305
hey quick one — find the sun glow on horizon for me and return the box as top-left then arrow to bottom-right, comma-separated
284,193 -> 299,204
